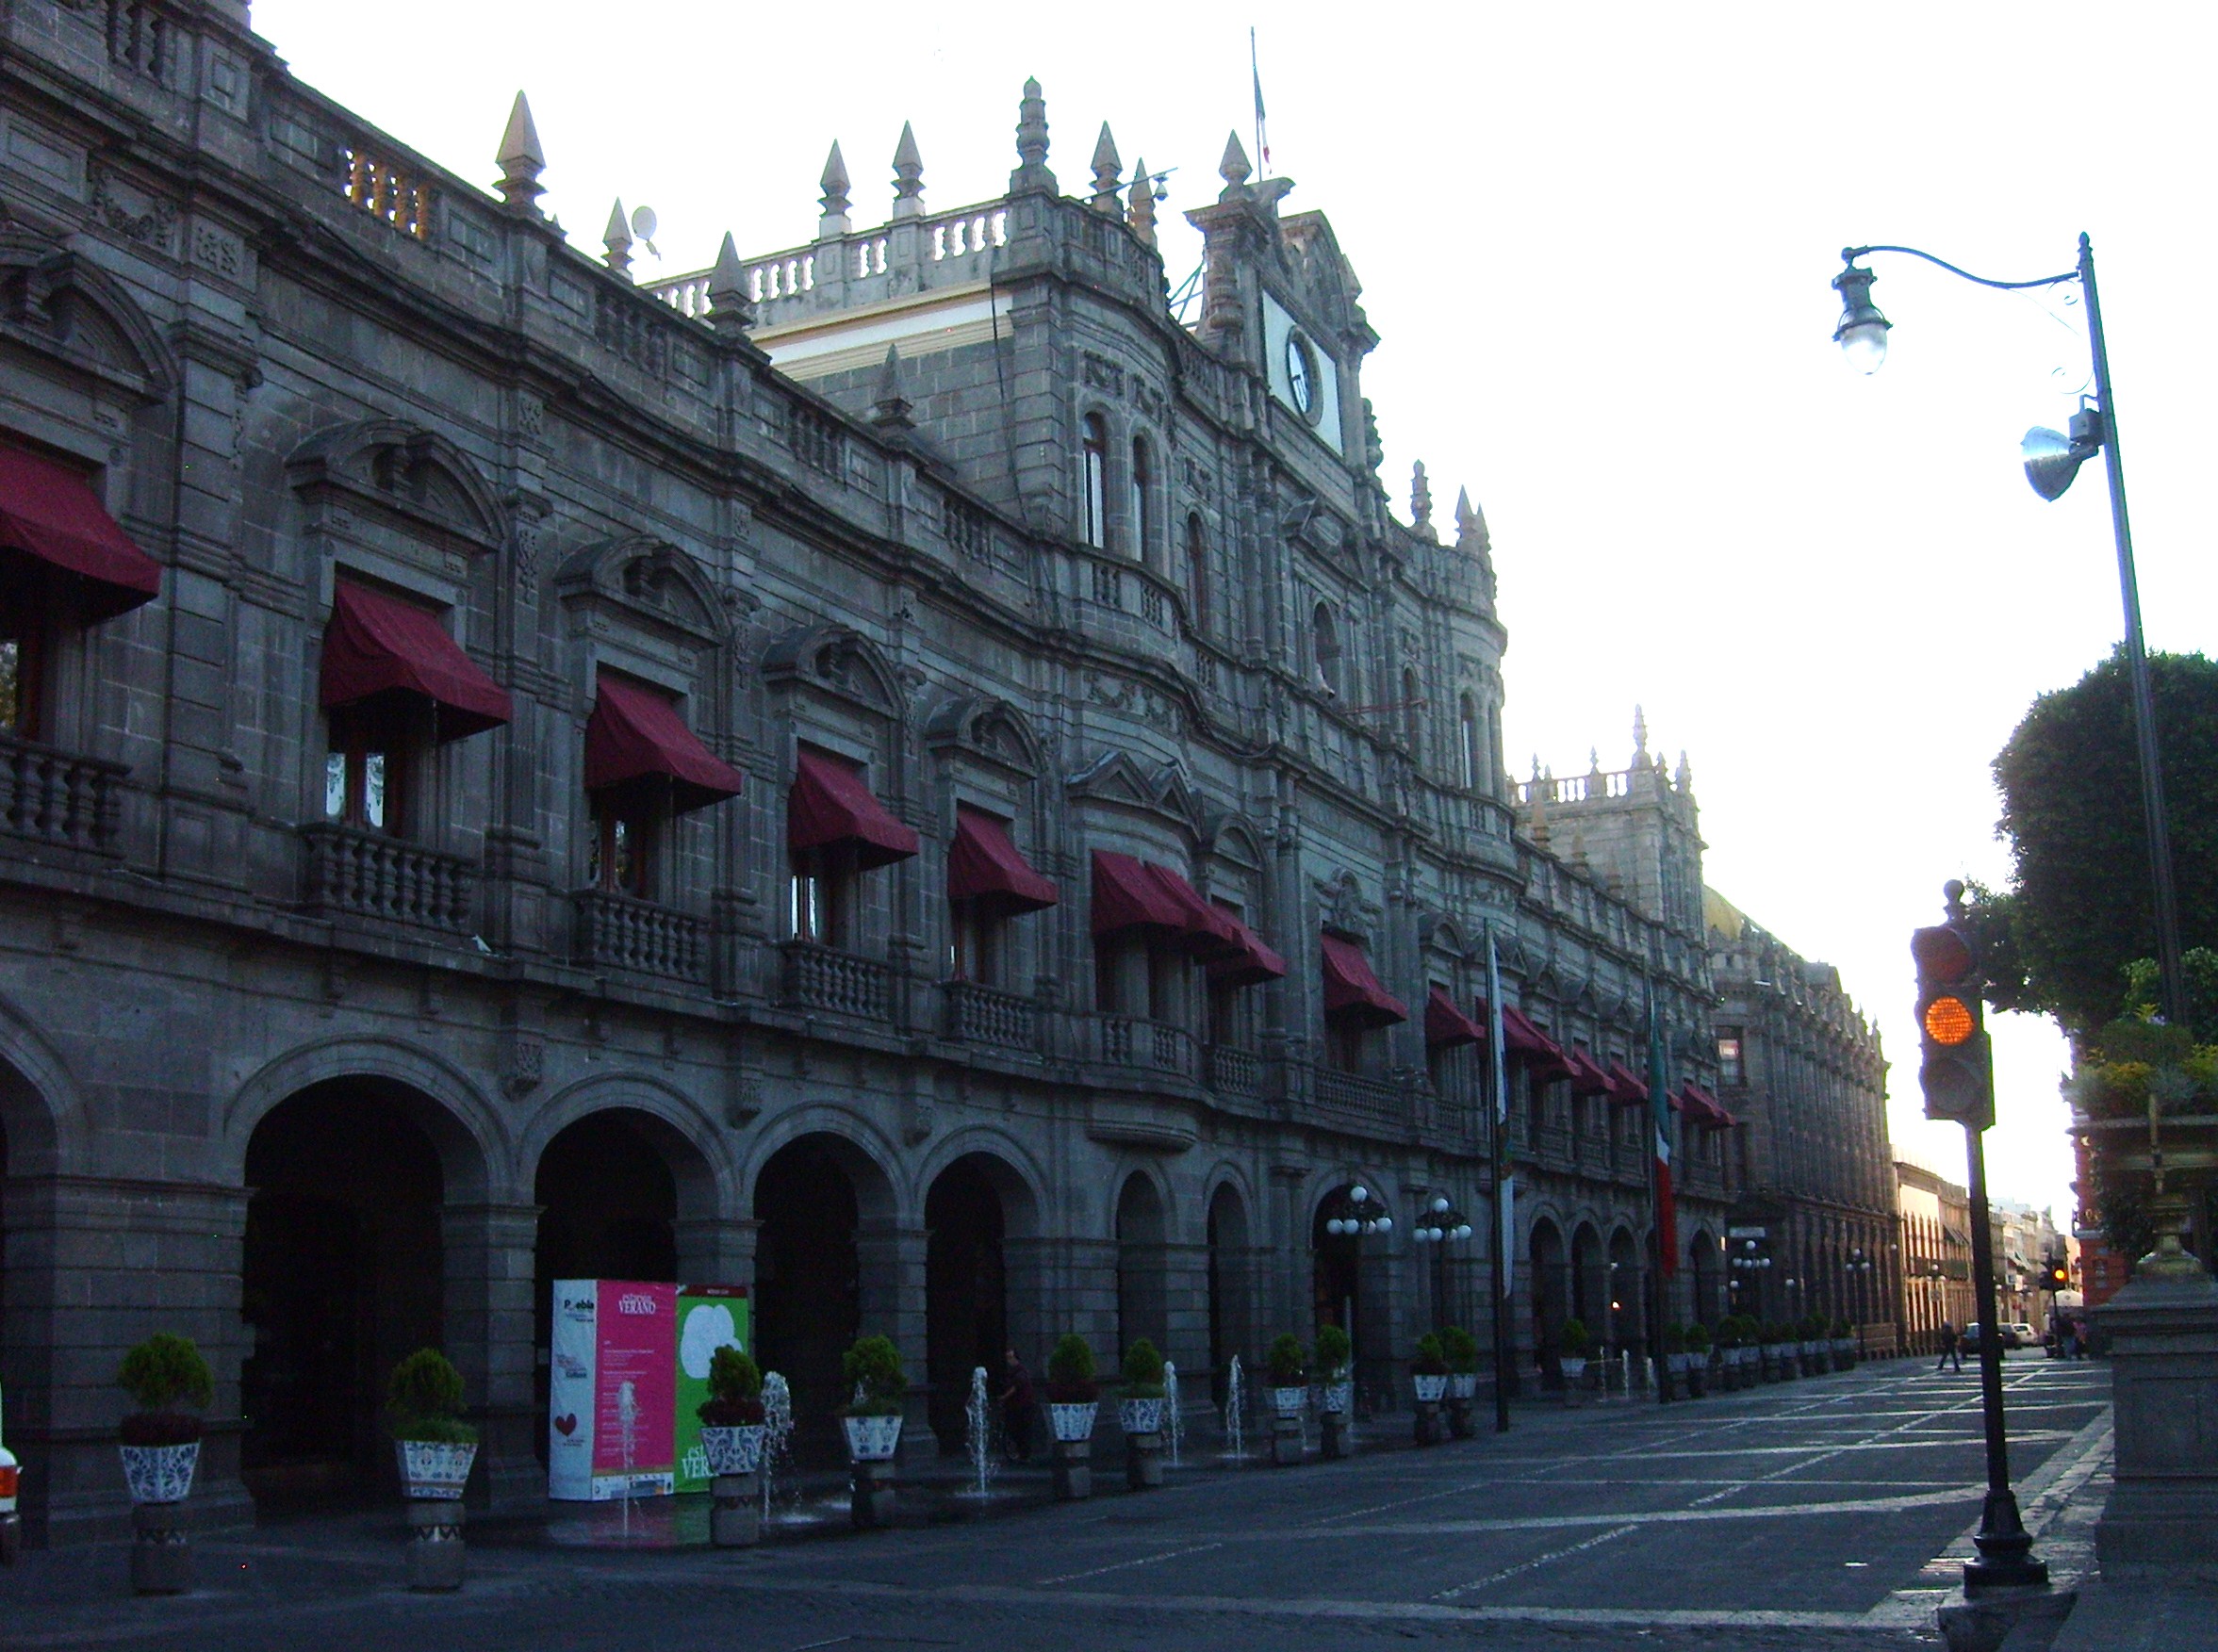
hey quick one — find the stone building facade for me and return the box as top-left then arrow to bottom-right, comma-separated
1705,891 -> 1898,1341
0,1 -> 1737,1544
1898,1158 -> 1975,1353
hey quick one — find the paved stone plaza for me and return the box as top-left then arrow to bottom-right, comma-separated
6,1358 -> 2129,1650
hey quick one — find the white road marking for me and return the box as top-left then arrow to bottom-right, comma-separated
1034,1541 -> 1224,1586
1431,1523 -> 1640,1600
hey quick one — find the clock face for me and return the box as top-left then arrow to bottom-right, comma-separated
1286,332 -> 1319,420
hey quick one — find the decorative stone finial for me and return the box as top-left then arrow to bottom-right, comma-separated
1219,131 -> 1253,197
1126,156 -> 1157,247
818,141 -> 852,240
602,199 -> 633,279
1454,486 -> 1487,548
1676,750 -> 1693,790
1010,77 -> 1055,193
495,91 -> 546,215
892,122 -> 925,220
871,344 -> 916,437
1410,462 -> 1434,536
1633,705 -> 1649,759
1090,123 -> 1124,214
705,231 -> 755,335
1588,746 -> 1602,777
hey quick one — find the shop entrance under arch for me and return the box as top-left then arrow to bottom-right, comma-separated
924,1155 -> 1006,1453
239,1079 -> 448,1510
752,1137 -> 863,1464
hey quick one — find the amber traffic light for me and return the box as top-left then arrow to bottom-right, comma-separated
1912,882 -> 1993,1130
2045,1258 -> 2070,1290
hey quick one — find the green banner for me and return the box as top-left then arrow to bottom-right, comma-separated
673,1284 -> 751,1493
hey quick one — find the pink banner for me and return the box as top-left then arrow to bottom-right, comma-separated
591,1280 -> 676,1480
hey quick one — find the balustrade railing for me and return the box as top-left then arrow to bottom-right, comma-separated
300,823 -> 476,931
1206,1044 -> 1262,1098
1092,1015 -> 1196,1079
941,979 -> 1038,1052
0,730 -> 125,854
647,203 -> 1011,321
780,940 -> 890,1020
1311,1066 -> 1404,1130
572,889 -> 709,980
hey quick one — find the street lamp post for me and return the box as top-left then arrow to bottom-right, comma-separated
1412,1196 -> 1475,1334
1831,237 -> 2187,1035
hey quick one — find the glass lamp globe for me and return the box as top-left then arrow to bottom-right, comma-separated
1454,1224 -> 1473,1242
1375,1216 -> 1392,1234
1349,1185 -> 1369,1203
1838,318 -> 1890,374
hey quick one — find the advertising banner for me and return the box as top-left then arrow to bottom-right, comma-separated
548,1278 -> 748,1500
674,1284 -> 751,1493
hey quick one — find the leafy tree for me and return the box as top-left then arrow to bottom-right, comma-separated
1974,646 -> 2218,1039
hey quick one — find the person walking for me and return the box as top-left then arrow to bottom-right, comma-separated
1936,1320 -> 1963,1373
994,1347 -> 1035,1464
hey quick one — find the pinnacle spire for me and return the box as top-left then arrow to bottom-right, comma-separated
602,199 -> 633,279
818,141 -> 852,239
495,91 -> 546,215
892,122 -> 925,220
1410,462 -> 1434,536
705,231 -> 754,335
1010,77 -> 1055,193
1633,705 -> 1649,759
1090,123 -> 1124,214
1126,156 -> 1157,248
872,343 -> 915,435
1218,131 -> 1253,195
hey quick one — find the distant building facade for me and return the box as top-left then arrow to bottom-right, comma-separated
0,2 -> 1751,1544
1898,1159 -> 1976,1351
1707,891 -> 1898,1341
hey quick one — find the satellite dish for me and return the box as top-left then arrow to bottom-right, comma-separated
629,204 -> 660,258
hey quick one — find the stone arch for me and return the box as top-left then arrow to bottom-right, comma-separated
1527,1212 -> 1569,1358
922,694 -> 1044,778
1569,1219 -> 1604,1332
518,1073 -> 736,1222
762,620 -> 906,723
287,417 -> 506,549
222,1035 -> 507,1202
1204,1170 -> 1257,1405
1114,1169 -> 1170,1362
1607,1223 -> 1642,1351
913,1128 -> 1045,1238
1688,1227 -> 1721,1328
0,237 -> 178,399
740,1104 -> 904,1224
553,535 -> 728,643
0,989 -> 89,1177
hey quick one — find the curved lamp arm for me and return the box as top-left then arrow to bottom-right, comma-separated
1841,243 -> 2078,292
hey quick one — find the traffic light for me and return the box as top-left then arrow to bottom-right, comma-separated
1912,881 -> 1994,1130
2045,1258 -> 2071,1290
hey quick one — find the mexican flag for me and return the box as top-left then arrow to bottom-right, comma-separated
1647,987 -> 1678,1276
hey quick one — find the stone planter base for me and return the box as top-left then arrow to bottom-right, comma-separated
850,1459 -> 895,1529
1319,1413 -> 1348,1459
0,1511 -> 18,1565
1444,1398 -> 1473,1439
1686,1366 -> 1708,1398
711,1472 -> 760,1547
1271,1414 -> 1303,1466
404,1497 -> 465,1593
1125,1431 -> 1164,1490
1413,1399 -> 1441,1446
1052,1438 -> 1091,1500
1559,1361 -> 1588,1406
129,1501 -> 189,1596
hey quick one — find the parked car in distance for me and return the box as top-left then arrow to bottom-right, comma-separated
2006,1322 -> 2039,1348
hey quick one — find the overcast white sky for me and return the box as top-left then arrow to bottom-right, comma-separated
251,0 -> 2218,1219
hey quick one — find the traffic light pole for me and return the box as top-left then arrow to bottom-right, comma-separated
1963,1118 -> 2047,1589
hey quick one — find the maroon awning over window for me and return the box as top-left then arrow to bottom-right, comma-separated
1681,1083 -> 1735,1127
1562,1046 -> 1615,1096
789,745 -> 918,868
1322,934 -> 1407,1028
1606,1061 -> 1651,1105
948,805 -> 1057,913
1209,913 -> 1289,989
320,580 -> 513,741
1425,986 -> 1485,1049
584,671 -> 745,814
1486,1002 -> 1571,1078
1090,852 -> 1243,960
0,443 -> 161,621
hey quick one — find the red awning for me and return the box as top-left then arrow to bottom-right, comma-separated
1090,852 -> 1244,960
1208,912 -> 1289,989
320,581 -> 513,741
948,806 -> 1057,913
1606,1061 -> 1651,1105
1425,986 -> 1485,1049
1681,1083 -> 1736,1127
585,672 -> 745,814
1562,1046 -> 1615,1096
1322,934 -> 1408,1028
0,443 -> 160,620
789,745 -> 918,867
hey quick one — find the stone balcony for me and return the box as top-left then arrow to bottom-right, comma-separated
572,889 -> 710,981
0,729 -> 125,856
1311,1066 -> 1405,1134
1207,1043 -> 1263,1099
300,823 -> 478,932
780,940 -> 891,1021
941,979 -> 1038,1053
1093,1014 -> 1196,1081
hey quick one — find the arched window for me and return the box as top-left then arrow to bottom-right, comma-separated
1311,602 -> 1341,695
1081,414 -> 1109,550
1459,695 -> 1481,791
1401,667 -> 1421,752
1129,436 -> 1154,563
1185,513 -> 1208,629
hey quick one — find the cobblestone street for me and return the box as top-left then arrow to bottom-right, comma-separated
8,1358 -> 2116,1651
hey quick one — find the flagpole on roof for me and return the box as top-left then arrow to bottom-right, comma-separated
1250,26 -> 1270,177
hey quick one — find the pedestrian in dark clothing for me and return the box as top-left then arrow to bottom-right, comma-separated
1936,1321 -> 1963,1373
994,1347 -> 1034,1463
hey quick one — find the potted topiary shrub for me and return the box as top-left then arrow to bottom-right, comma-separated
1120,1338 -> 1168,1489
1558,1318 -> 1592,1404
116,1332 -> 212,1595
1683,1322 -> 1712,1398
1439,1327 -> 1481,1438
1409,1333 -> 1450,1444
387,1348 -> 478,1592
840,1333 -> 906,1529
698,1346 -> 766,1548
1312,1324 -> 1354,1459
1044,1333 -> 1099,1500
1265,1333 -> 1307,1465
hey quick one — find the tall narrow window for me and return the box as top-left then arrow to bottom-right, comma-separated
1459,695 -> 1481,791
323,707 -> 405,833
1081,414 -> 1109,550
1401,667 -> 1421,752
1311,602 -> 1341,695
1185,513 -> 1208,630
1129,436 -> 1153,563
1717,1030 -> 1745,1086
0,598 -> 47,740
589,793 -> 656,897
